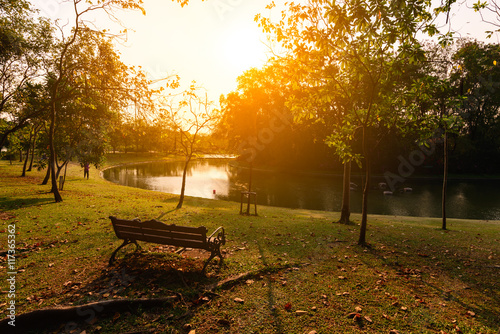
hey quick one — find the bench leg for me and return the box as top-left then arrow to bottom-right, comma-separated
202,247 -> 224,273
109,239 -> 140,266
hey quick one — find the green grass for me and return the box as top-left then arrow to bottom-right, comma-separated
0,154 -> 499,333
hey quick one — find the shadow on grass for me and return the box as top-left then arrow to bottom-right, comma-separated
0,196 -> 54,210
37,251 -> 221,333
257,241 -> 285,334
363,243 -> 500,331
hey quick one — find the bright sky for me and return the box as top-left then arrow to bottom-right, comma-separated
31,0 -> 497,107
117,0 -> 282,103
32,0 -> 290,105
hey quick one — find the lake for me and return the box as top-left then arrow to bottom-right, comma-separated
102,159 -> 500,220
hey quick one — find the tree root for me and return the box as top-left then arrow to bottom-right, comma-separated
0,296 -> 178,333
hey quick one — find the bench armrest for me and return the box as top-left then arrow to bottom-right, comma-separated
208,226 -> 226,245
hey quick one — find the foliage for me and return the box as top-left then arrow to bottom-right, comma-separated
217,62 -> 335,169
257,0 -> 436,244
0,0 -> 53,147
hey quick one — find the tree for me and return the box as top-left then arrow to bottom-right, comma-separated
161,84 -> 220,209
452,41 -> 500,172
44,0 -> 149,202
0,0 -> 53,148
258,0 -> 437,245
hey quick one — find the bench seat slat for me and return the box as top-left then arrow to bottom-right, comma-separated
141,220 -> 208,234
112,219 -> 141,227
118,231 -> 144,240
141,229 -> 206,242
114,225 -> 142,233
140,236 -> 208,249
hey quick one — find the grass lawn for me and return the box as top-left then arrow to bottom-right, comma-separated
0,154 -> 499,333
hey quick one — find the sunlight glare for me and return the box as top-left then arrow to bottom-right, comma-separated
219,27 -> 268,74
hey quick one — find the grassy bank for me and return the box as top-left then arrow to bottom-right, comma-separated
0,155 -> 499,333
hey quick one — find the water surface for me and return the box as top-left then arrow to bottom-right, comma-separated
102,159 -> 500,220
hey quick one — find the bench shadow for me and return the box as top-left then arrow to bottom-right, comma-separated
44,251 -> 221,333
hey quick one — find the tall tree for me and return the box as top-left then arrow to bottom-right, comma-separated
45,0 -> 147,202
258,0 -> 436,245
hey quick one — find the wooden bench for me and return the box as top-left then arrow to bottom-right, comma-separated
109,216 -> 225,272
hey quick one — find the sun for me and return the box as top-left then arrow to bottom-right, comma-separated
220,26 -> 268,73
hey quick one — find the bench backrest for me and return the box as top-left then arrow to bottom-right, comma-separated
109,216 -> 209,250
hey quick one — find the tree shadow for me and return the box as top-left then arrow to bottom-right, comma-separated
362,242 -> 500,330
0,196 -> 54,210
256,241 -> 285,334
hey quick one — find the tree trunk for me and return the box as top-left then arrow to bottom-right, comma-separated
28,145 -> 35,171
338,161 -> 351,224
21,146 -> 30,177
358,127 -> 370,246
49,100 -> 63,202
60,162 -> 68,191
246,161 -> 253,214
358,158 -> 370,245
27,127 -> 38,171
42,161 -> 51,185
442,131 -> 448,230
176,155 -> 191,209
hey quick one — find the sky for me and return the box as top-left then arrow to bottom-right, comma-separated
31,0 -> 498,107
32,0 -> 290,105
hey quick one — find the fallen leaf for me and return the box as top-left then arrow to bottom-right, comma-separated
284,302 -> 292,310
234,298 -> 244,304
295,310 -> 307,316
112,312 -> 120,322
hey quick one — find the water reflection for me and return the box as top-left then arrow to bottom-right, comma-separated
102,159 -> 500,220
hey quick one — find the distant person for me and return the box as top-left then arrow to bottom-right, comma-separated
84,162 -> 90,179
